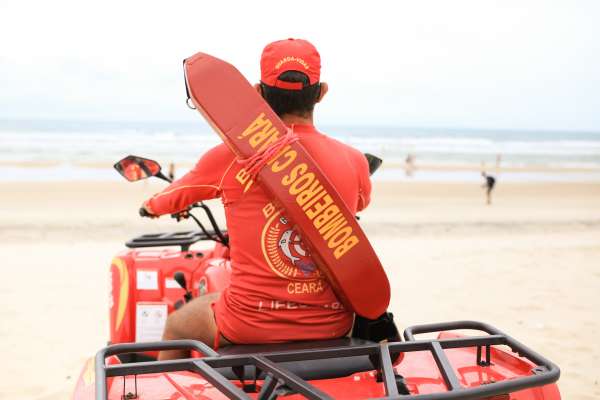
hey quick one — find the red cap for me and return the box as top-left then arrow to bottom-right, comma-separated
260,38 -> 321,90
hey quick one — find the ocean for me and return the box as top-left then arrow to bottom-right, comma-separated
1,119 -> 599,182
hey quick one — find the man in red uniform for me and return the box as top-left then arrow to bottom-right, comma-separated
143,38 -> 372,359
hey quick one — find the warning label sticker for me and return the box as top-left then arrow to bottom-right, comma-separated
136,270 -> 158,290
135,303 -> 167,343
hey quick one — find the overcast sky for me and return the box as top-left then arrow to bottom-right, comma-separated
1,0 -> 599,131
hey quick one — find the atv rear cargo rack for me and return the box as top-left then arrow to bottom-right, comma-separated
126,230 -> 226,251
95,321 -> 560,400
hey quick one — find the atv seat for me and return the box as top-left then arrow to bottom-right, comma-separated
216,338 -> 377,380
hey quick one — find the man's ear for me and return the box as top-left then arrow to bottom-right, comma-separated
254,83 -> 263,97
316,82 -> 328,103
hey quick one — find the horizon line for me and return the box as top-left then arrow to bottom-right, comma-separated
1,117 -> 600,135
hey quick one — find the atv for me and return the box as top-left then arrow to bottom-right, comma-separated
71,155 -> 560,400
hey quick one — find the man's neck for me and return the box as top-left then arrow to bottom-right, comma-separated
281,113 -> 313,126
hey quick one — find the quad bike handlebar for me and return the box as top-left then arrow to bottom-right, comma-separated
139,201 -> 229,246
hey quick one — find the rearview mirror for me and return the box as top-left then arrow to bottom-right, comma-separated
114,155 -> 162,182
364,153 -> 383,176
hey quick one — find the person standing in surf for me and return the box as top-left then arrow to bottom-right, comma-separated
140,38 -> 372,359
481,170 -> 496,205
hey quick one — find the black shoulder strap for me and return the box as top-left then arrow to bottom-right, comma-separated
352,312 -> 400,343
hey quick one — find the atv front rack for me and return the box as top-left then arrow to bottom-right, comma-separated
126,230 -> 225,251
95,321 -> 560,400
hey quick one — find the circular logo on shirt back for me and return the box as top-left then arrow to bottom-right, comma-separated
261,209 -> 321,281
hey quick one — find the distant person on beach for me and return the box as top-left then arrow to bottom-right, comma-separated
405,153 -> 415,177
481,171 -> 496,205
168,162 -> 176,181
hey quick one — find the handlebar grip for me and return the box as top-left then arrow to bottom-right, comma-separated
139,206 -> 153,218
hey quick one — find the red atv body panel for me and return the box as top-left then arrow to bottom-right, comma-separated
109,243 -> 230,347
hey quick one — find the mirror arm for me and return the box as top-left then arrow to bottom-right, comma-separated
155,171 -> 173,183
364,153 -> 383,176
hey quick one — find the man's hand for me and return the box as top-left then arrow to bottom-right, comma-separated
139,202 -> 158,218
171,208 -> 191,222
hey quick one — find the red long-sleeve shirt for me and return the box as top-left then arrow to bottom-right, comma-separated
146,124 -> 371,343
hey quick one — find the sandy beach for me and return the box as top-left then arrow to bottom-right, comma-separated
1,179 -> 599,399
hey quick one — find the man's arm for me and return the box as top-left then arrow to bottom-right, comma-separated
144,144 -> 235,216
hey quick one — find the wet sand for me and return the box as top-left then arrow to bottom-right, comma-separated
2,159 -> 600,174
0,181 -> 598,399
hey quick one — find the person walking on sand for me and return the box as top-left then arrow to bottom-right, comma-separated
168,162 -> 176,181
405,153 -> 415,177
481,171 -> 496,205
